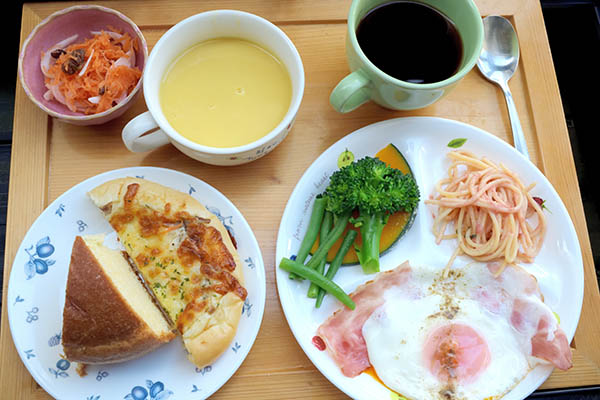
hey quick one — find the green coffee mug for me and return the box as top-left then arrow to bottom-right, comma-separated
330,0 -> 484,112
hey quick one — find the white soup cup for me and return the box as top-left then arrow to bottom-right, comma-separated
122,10 -> 305,166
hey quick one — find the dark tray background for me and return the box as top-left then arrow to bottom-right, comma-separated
1,1 -> 599,399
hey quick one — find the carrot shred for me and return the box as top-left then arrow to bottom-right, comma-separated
43,29 -> 141,114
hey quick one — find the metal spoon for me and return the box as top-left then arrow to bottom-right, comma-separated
477,15 -> 530,160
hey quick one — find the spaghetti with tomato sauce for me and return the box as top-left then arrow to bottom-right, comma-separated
425,151 -> 547,275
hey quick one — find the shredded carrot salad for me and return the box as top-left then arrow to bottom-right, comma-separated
42,29 -> 141,115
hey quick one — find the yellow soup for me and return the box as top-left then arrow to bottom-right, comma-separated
160,38 -> 292,148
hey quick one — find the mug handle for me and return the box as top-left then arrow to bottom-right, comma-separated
122,111 -> 171,153
329,69 -> 371,113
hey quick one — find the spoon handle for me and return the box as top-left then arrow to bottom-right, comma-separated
500,81 -> 530,160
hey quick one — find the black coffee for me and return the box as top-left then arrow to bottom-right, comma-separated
356,1 -> 463,84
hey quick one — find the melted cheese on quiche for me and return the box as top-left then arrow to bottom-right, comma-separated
108,183 -> 246,332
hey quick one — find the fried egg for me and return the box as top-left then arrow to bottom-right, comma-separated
359,263 -> 569,400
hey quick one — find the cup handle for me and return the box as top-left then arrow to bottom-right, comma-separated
122,111 -> 171,153
329,69 -> 371,113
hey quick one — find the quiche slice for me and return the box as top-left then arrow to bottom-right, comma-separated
88,178 -> 246,367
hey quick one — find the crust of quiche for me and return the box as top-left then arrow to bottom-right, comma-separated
62,236 -> 175,364
88,177 -> 245,367
183,291 -> 243,367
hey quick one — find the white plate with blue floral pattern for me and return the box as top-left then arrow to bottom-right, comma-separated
7,167 -> 266,400
275,117 -> 584,400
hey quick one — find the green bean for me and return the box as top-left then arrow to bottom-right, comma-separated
305,211 -> 351,271
279,257 -> 355,310
307,211 -> 333,298
315,229 -> 358,308
289,196 -> 326,280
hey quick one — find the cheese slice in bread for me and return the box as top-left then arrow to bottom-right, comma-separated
88,178 -> 247,368
62,235 -> 175,364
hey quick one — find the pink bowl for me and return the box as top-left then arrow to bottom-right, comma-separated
18,5 -> 148,125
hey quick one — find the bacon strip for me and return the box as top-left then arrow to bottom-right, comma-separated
317,262 -> 412,377
510,297 -> 572,370
531,317 -> 572,370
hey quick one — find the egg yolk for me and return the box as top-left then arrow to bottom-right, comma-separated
423,323 -> 491,384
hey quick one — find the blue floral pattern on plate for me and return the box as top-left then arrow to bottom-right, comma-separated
231,342 -> 241,353
49,358 -> 70,378
96,370 -> 109,381
244,257 -> 255,269
48,332 -> 61,347
242,299 -> 253,317
206,206 -> 235,238
77,220 -> 88,232
124,380 -> 172,400
7,167 -> 266,400
195,365 -> 212,375
25,307 -> 39,323
24,237 -> 56,279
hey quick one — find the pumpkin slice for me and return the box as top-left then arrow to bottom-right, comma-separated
311,143 -> 417,264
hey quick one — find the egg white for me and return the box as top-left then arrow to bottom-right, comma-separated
362,265 -> 533,400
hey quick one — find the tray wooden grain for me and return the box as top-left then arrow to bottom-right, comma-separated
2,0 -> 599,398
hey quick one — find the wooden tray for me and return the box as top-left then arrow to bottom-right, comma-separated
2,1 -> 599,398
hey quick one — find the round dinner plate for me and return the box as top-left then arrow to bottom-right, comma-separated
7,167 -> 266,400
275,117 -> 584,400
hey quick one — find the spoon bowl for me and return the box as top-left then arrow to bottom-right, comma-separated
478,16 -> 520,83
477,15 -> 529,159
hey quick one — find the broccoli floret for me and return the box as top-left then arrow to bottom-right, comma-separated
323,156 -> 420,274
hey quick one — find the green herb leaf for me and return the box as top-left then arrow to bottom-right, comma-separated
447,138 -> 467,148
